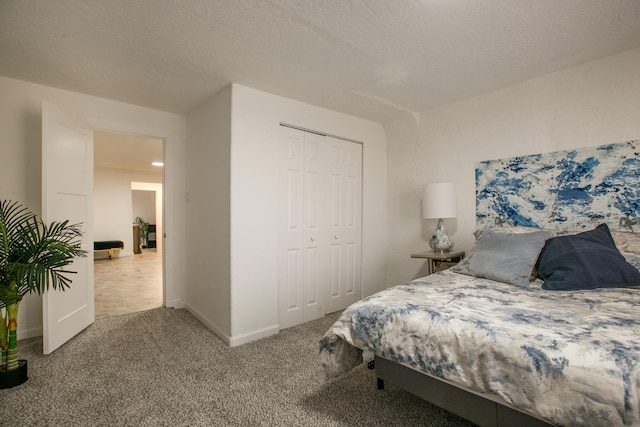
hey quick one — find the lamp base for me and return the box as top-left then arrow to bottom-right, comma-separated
429,218 -> 454,252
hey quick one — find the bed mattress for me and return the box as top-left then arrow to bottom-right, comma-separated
320,270 -> 640,426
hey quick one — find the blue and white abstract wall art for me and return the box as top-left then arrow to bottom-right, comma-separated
476,140 -> 639,232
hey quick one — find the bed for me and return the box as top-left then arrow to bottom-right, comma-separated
320,141 -> 640,426
321,245 -> 640,426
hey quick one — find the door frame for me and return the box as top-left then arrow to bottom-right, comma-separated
84,117 -> 175,308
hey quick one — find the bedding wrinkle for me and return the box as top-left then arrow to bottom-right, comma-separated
320,270 -> 640,426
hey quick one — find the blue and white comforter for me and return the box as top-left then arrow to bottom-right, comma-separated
320,270 -> 640,426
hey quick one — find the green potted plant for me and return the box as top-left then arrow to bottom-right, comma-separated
0,199 -> 85,388
135,216 -> 149,249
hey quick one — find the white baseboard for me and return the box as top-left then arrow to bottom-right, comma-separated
229,324 -> 279,347
167,298 -> 185,309
185,303 -> 232,346
19,304 -> 279,347
17,325 -> 43,341
184,303 -> 279,347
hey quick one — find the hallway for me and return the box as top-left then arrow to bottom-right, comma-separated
94,251 -> 163,319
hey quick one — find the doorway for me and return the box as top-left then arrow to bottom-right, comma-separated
93,130 -> 164,319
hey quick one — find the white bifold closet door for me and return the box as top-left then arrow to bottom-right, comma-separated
278,126 -> 362,330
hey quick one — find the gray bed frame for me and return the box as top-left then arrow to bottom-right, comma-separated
373,355 -> 553,427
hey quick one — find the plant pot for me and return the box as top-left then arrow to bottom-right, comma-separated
0,359 -> 28,389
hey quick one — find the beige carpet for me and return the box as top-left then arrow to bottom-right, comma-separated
3,308 -> 475,426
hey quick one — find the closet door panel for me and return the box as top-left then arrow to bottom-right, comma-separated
279,128 -> 362,327
304,246 -> 320,308
285,249 -> 302,309
326,138 -> 362,313
278,127 -> 305,329
345,242 -> 357,294
326,140 -> 343,310
302,132 -> 326,322
329,243 -> 341,299
329,143 -> 343,229
343,141 -> 362,303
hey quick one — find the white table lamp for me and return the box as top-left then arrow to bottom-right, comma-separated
423,182 -> 457,252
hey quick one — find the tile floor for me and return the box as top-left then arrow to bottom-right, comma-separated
94,250 -> 163,319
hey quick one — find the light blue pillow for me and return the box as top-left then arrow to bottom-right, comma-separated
467,228 -> 552,288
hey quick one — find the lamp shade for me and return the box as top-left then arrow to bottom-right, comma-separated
422,182 -> 457,219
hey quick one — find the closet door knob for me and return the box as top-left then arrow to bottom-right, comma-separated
334,236 -> 338,240
310,237 -> 315,241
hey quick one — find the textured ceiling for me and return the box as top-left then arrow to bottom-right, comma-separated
2,0 -> 640,122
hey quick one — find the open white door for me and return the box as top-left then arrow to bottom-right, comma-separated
42,100 -> 94,354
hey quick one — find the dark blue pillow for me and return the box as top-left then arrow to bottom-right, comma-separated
536,224 -> 640,290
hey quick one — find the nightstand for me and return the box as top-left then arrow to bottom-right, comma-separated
410,250 -> 465,275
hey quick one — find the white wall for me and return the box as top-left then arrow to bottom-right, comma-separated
132,190 -> 156,224
185,85 -> 232,339
0,76 -> 187,339
95,167 -> 162,257
229,84 -> 387,345
385,48 -> 640,286
185,84 -> 387,346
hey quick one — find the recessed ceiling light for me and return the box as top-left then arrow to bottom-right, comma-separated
152,162 -> 164,167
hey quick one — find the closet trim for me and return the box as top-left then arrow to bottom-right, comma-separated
279,122 -> 363,145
